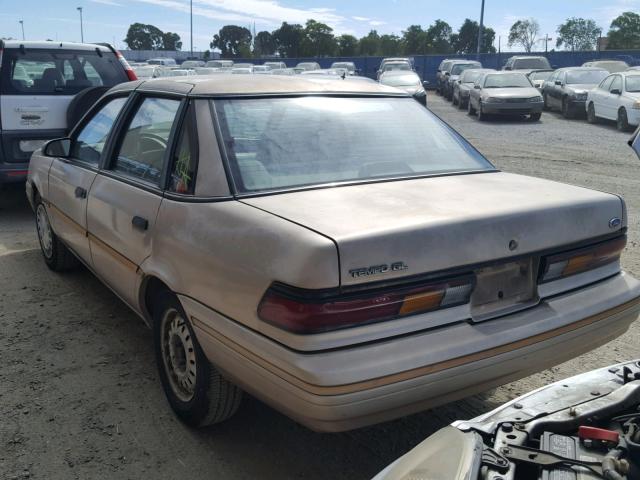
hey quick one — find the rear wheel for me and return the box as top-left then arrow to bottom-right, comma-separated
543,94 -> 550,111
153,293 -> 242,427
617,108 -> 632,132
458,96 -> 466,110
467,98 -> 476,116
587,102 -> 598,124
562,97 -> 574,119
452,93 -> 458,106
477,102 -> 487,121
35,196 -> 79,271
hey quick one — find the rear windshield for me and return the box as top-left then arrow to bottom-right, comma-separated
529,71 -> 552,81
566,70 -> 608,84
451,64 -> 479,75
484,73 -> 532,88
626,76 -> 640,92
214,96 -> 493,193
461,70 -> 484,83
380,73 -> 421,87
513,58 -> 550,70
1,48 -> 127,95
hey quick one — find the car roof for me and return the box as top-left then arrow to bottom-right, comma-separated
557,66 -> 607,72
1,40 -> 113,51
509,55 -> 547,59
110,75 -> 410,97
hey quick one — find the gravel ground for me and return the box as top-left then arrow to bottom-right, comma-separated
1,94 -> 639,480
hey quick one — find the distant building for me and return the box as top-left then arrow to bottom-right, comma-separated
597,36 -> 609,51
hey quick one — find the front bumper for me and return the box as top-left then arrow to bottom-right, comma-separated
184,272 -> 640,432
483,101 -> 544,115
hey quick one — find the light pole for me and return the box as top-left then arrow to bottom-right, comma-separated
190,0 -> 193,57
19,20 -> 25,40
476,0 -> 485,59
77,7 -> 84,43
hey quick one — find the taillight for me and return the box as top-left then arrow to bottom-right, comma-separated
116,50 -> 137,81
257,276 -> 474,334
539,235 -> 626,283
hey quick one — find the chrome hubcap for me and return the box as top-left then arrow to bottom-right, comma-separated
36,204 -> 53,259
161,309 -> 197,402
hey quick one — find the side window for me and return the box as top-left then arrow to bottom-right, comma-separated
168,104 -> 198,194
111,97 -> 181,186
600,76 -> 614,91
610,76 -> 622,92
71,97 -> 128,165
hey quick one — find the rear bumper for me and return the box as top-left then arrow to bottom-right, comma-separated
183,272 -> 640,432
483,101 -> 544,115
0,128 -> 65,184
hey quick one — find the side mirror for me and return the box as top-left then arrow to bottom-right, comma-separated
555,80 -> 562,86
611,88 -> 622,95
43,138 -> 71,158
422,80 -> 430,88
457,79 -> 462,84
445,72 -> 450,76
474,85 -> 481,89
436,69 -> 441,73
505,66 -> 512,71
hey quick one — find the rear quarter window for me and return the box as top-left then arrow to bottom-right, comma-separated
1,48 -> 127,95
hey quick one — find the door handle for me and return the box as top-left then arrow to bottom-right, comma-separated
74,186 -> 87,199
132,216 -> 149,231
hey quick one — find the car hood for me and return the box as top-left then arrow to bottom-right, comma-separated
242,172 -> 624,286
565,83 -> 597,94
483,87 -> 540,98
394,85 -> 423,95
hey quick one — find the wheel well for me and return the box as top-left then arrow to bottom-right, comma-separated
141,276 -> 172,325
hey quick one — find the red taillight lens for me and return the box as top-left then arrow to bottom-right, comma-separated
540,235 -> 626,283
116,50 -> 138,81
258,277 -> 474,334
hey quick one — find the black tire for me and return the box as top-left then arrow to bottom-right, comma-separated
467,98 -> 476,116
452,94 -> 458,106
617,108 -> 632,132
458,96 -> 466,110
587,102 -> 598,124
543,94 -> 550,111
477,102 -> 486,121
561,97 -> 574,119
66,86 -> 110,132
153,292 -> 242,428
34,196 -> 79,271
530,112 -> 542,121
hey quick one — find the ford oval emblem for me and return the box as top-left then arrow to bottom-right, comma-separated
609,217 -> 622,229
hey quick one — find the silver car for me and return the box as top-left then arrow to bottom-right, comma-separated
26,76 -> 640,432
468,71 -> 544,121
443,60 -> 482,101
452,68 -> 495,109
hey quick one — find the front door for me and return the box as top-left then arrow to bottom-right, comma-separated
87,96 -> 183,308
47,96 -> 128,262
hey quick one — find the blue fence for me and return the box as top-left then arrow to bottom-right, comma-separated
233,49 -> 640,85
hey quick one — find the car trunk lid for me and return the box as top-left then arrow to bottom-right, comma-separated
242,172 -> 624,288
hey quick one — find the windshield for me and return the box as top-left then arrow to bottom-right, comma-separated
380,73 -> 421,87
529,71 -> 552,81
214,96 -> 493,193
627,76 -> 640,92
461,70 -> 484,83
566,70 -> 608,84
451,64 -> 479,75
383,63 -> 411,72
595,61 -> 628,72
134,67 -> 156,77
513,58 -> 550,69
332,63 -> 355,72
484,73 -> 532,88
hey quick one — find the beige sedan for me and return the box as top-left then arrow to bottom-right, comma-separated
26,76 -> 640,432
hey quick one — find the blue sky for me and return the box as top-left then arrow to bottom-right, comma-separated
1,0 -> 639,52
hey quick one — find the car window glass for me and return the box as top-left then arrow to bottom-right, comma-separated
111,97 -> 181,186
71,97 -> 128,165
168,104 -> 198,194
600,76 -> 614,90
626,76 -> 640,93
610,76 -> 622,92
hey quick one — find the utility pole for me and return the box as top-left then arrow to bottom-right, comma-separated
19,20 -> 25,40
476,0 -> 485,59
542,34 -> 552,53
77,7 -> 84,43
190,0 -> 193,57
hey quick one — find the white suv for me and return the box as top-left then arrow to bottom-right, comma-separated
0,40 -> 135,185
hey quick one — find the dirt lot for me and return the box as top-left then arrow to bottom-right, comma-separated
1,94 -> 639,480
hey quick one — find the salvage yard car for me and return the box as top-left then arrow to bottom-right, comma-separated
503,55 -> 551,71
586,72 -> 640,131
452,68 -> 495,108
443,60 -> 482,100
26,76 -> 640,432
379,70 -> 427,105
541,67 -> 608,118
468,71 -> 544,121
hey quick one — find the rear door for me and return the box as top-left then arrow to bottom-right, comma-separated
604,75 -> 623,120
592,76 -> 613,117
0,47 -> 127,163
47,95 -> 129,262
87,95 -> 184,308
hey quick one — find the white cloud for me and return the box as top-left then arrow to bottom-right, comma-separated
352,16 -> 371,22
369,20 -> 386,26
89,0 -> 122,6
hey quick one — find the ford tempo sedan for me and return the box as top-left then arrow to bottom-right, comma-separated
26,76 -> 640,432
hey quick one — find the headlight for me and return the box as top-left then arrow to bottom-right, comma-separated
528,96 -> 543,102
574,92 -> 588,101
485,97 -> 505,103
632,101 -> 640,110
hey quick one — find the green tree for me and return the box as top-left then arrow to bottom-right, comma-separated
272,22 -> 304,57
402,25 -> 428,54
211,25 -> 252,58
358,30 -> 381,56
508,18 -> 539,52
203,50 -> 211,61
379,34 -> 402,56
300,19 -> 336,56
254,31 -> 276,56
425,20 -> 453,53
124,23 -> 164,50
607,12 -> 640,50
161,32 -> 182,51
337,34 -> 359,56
452,19 -> 496,54
556,17 -> 600,51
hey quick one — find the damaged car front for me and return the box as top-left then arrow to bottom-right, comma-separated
374,359 -> 640,480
